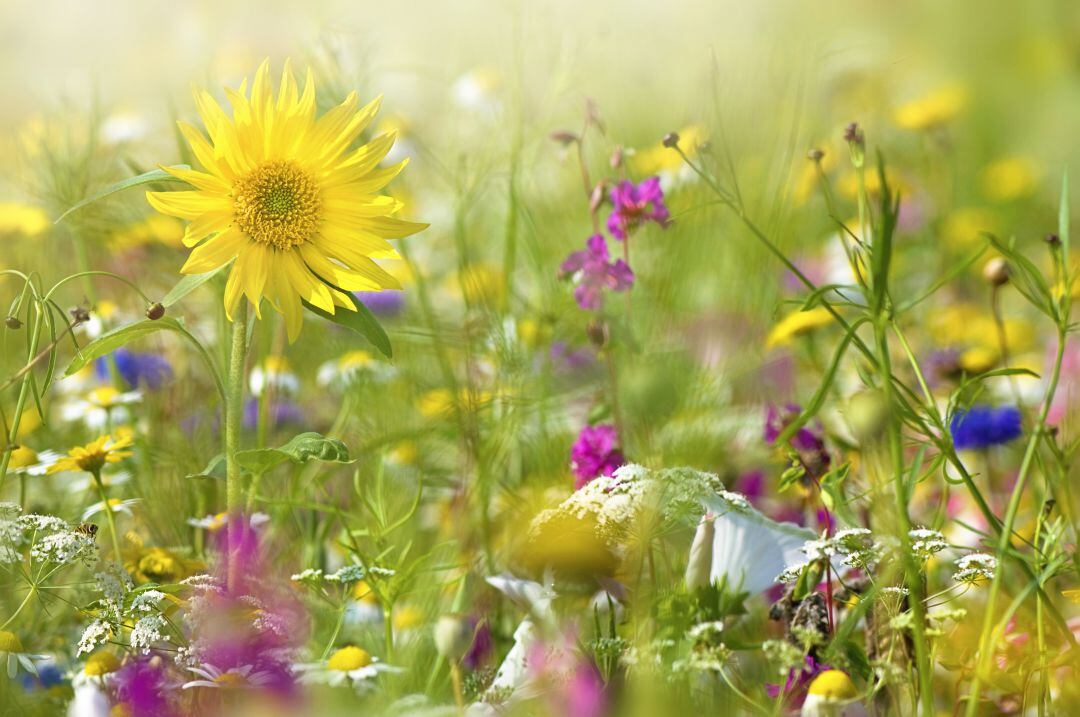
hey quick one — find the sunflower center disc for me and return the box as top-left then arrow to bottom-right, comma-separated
233,160 -> 321,250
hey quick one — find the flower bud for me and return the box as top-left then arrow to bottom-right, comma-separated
586,318 -> 609,349
433,615 -> 473,661
1045,233 -> 1061,247
146,302 -> 166,320
807,148 -> 825,162
983,257 -> 1010,286
845,390 -> 889,443
662,132 -> 680,149
549,130 -> 579,146
5,316 -> 21,330
685,515 -> 716,591
609,146 -> 623,170
589,184 -> 606,215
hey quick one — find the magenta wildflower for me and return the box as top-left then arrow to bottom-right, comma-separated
184,516 -> 306,702
606,177 -> 670,240
570,424 -> 625,489
765,654 -> 829,705
111,656 -> 176,717
764,403 -> 830,477
556,661 -> 608,717
560,234 -> 634,310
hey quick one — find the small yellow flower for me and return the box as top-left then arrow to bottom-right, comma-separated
765,308 -> 833,350
110,215 -> 185,251
84,651 -> 121,677
392,604 -> 424,631
417,388 -> 491,418
327,645 -> 372,672
0,202 -> 50,237
630,124 -> 709,177
803,670 -> 859,715
979,156 -> 1039,202
940,207 -> 997,249
387,440 -> 418,466
1062,588 -> 1080,604
353,580 -> 379,605
958,346 -> 999,374
455,264 -> 505,306
129,546 -> 188,584
48,435 -> 133,475
893,85 -> 968,130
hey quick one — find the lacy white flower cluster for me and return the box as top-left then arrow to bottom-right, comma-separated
799,527 -> 882,571
908,528 -> 948,560
77,565 -> 171,655
0,505 -> 98,568
529,464 -> 728,549
953,552 -> 997,583
291,563 -> 367,587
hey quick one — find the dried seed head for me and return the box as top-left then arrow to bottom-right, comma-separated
662,132 -> 681,149
146,302 -> 166,320
5,316 -> 22,330
807,148 -> 825,162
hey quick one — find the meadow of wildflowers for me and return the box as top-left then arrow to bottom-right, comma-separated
3,1 -> 1080,715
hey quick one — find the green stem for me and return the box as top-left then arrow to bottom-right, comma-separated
0,305 -> 44,494
383,604 -> 394,660
91,469 -> 123,562
966,328 -> 1068,715
874,320 -> 933,715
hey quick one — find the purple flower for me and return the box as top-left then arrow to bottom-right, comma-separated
112,657 -> 176,717
243,398 -> 304,430
765,655 -> 829,705
95,349 -> 172,389
606,177 -> 670,240
463,618 -> 493,670
570,424 -> 625,489
559,235 -> 634,310
764,403 -> 830,477
183,516 -> 305,702
354,289 -> 406,317
550,341 -> 597,373
558,661 -> 608,717
950,405 -> 1023,450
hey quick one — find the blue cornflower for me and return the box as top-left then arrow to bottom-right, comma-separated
95,349 -> 172,389
949,405 -> 1023,450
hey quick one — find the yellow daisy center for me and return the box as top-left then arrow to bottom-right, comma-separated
233,160 -> 321,250
807,670 -> 858,700
209,671 -> 248,688
9,445 -> 38,469
74,448 -> 109,474
0,630 -> 24,652
327,646 -> 372,672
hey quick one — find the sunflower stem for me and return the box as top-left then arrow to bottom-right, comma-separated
225,301 -> 250,587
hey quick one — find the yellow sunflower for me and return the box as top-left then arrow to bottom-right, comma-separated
147,59 -> 425,341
